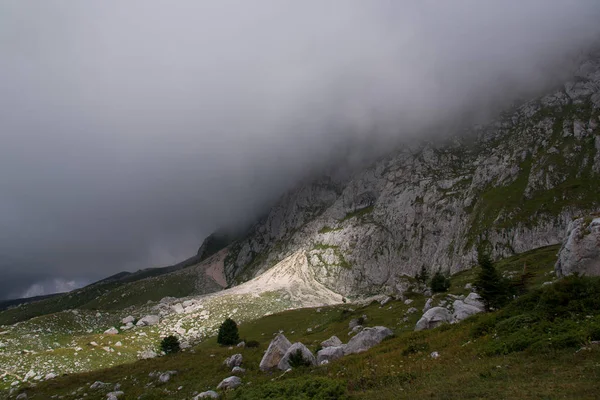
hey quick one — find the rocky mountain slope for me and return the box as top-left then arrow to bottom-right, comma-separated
222,52 -> 600,297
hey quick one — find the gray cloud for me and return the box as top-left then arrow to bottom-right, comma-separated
1,1 -> 599,299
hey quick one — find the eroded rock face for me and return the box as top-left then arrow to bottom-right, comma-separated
556,217 -> 600,277
278,343 -> 317,370
343,326 -> 393,355
259,334 -> 291,371
415,307 -> 452,331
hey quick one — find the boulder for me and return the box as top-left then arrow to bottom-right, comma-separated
90,381 -> 110,390
224,354 -> 243,369
121,316 -> 135,325
380,296 -> 392,306
317,346 -> 344,364
171,303 -> 184,314
348,319 -> 360,329
232,366 -> 246,374
104,327 -> 119,335
320,336 -> 342,348
106,391 -> 124,400
139,350 -> 158,359
343,326 -> 393,355
194,391 -> 219,399
415,307 -> 452,331
236,341 -> 246,348
463,292 -> 485,311
216,376 -> 242,390
136,315 -> 160,326
159,372 -> 172,383
423,298 -> 433,313
452,300 -> 483,322
556,217 -> 600,277
259,333 -> 291,371
16,394 -> 27,400
278,343 -> 317,370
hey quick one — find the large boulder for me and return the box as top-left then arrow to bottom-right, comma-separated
463,293 -> 485,310
556,217 -> 600,277
343,326 -> 393,355
317,346 -> 344,364
259,333 -> 292,371
320,336 -> 342,348
452,300 -> 483,322
216,376 -> 241,390
194,391 -> 219,399
224,354 -> 243,369
278,343 -> 317,370
136,315 -> 160,326
415,307 -> 452,331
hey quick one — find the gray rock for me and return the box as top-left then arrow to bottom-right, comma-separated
236,341 -> 246,348
224,354 -> 243,369
121,316 -> 135,325
171,303 -> 184,314
259,333 -> 291,371
90,381 -> 110,390
556,217 -> 600,277
463,292 -> 485,310
136,315 -> 160,326
232,366 -> 246,374
159,372 -> 171,383
415,307 -> 452,331
194,391 -> 219,399
103,327 -> 118,335
380,296 -> 392,306
139,349 -> 158,359
423,298 -> 433,313
320,336 -> 342,348
16,393 -> 27,400
216,376 -> 242,390
317,346 -> 344,364
106,391 -> 124,400
452,300 -> 483,322
348,319 -> 360,329
344,326 -> 393,355
278,342 -> 317,370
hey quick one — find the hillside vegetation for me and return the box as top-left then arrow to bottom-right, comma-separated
4,245 -> 600,399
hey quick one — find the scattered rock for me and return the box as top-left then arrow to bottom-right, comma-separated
224,354 -> 243,369
348,325 -> 363,335
171,303 -> 184,314
278,343 -> 317,370
194,390 -> 219,399
415,307 -> 452,331
423,298 -> 433,313
406,307 -> 418,314
404,299 -> 413,305
136,315 -> 160,326
159,372 -> 172,383
106,391 -> 124,400
320,336 -> 342,348
317,346 -> 344,364
216,376 -> 242,390
121,316 -> 135,325
464,283 -> 473,290
344,326 -> 393,355
452,300 -> 483,322
236,341 -> 246,348
430,351 -> 440,359
90,381 -> 110,390
259,333 -> 292,371
380,296 -> 392,306
16,393 -> 27,400
232,366 -> 246,374
139,350 -> 158,360
104,327 -> 119,335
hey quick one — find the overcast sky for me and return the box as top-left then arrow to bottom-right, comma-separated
1,1 -> 599,300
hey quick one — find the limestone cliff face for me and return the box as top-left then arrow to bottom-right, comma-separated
224,53 -> 600,297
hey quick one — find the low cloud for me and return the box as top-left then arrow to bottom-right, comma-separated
1,1 -> 599,298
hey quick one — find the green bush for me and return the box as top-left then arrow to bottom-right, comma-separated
288,349 -> 312,368
431,270 -> 451,293
217,318 -> 240,346
160,335 -> 180,354
231,376 -> 348,400
416,265 -> 429,284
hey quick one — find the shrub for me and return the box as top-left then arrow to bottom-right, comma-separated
245,340 -> 260,348
431,271 -> 451,293
474,253 -> 512,311
160,335 -> 180,354
217,318 -> 240,346
416,265 -> 429,284
288,349 -> 312,368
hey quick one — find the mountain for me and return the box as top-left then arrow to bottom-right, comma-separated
1,51 -> 600,396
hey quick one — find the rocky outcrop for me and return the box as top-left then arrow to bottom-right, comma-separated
415,307 -> 452,331
259,334 -> 291,371
452,300 -> 483,322
278,343 -> 317,370
556,216 -> 600,277
343,326 -> 393,355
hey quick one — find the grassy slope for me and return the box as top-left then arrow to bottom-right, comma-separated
8,244 -> 600,399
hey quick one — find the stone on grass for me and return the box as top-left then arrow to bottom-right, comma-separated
317,346 -> 344,364
278,343 -> 317,370
224,354 -> 243,369
320,336 -> 342,348
106,391 -> 124,400
121,316 -> 135,325
232,366 -> 246,374
415,307 -> 452,331
259,333 -> 291,371
216,376 -> 242,390
136,315 -> 160,326
344,326 -> 393,355
194,390 -> 219,399
452,300 -> 483,322
90,381 -> 110,390
104,327 -> 119,335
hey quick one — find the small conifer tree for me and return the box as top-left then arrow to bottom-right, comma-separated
474,253 -> 512,311
217,318 -> 240,345
416,265 -> 430,284
431,270 -> 451,293
160,335 -> 181,354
